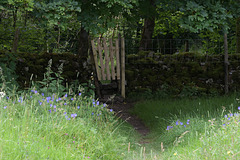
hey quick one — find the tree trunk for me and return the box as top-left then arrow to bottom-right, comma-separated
12,28 -> 20,53
78,27 -> 89,59
224,33 -> 229,94
139,0 -> 156,51
139,18 -> 155,51
184,40 -> 189,52
236,17 -> 240,53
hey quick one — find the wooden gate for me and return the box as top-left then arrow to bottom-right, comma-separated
91,37 -> 125,98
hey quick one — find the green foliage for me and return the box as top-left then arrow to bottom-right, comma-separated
33,0 -> 81,31
34,59 -> 65,97
178,1 -> 233,33
0,53 -> 19,96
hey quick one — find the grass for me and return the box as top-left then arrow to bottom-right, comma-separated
1,90 -> 240,159
0,90 -> 142,159
130,94 -> 240,159
1,88 -> 240,160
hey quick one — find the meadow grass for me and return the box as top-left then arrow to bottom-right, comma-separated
130,94 -> 240,159
0,90 -> 141,159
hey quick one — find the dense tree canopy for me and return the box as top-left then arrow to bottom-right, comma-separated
0,0 -> 239,54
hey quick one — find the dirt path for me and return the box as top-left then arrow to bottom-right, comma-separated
100,95 -> 151,144
109,102 -> 150,136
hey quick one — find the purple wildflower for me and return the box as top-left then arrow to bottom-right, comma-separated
71,113 -> 77,118
176,120 -> 179,125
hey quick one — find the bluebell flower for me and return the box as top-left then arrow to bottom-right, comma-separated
103,104 -> 106,107
238,106 -> 240,110
71,98 -> 74,101
34,90 -> 37,94
71,113 -> 77,118
64,103 -> 67,105
224,115 -> 228,118
54,109 -> 56,112
96,101 -> 99,106
180,122 -> 183,125
77,106 -> 80,109
53,105 -> 56,108
187,119 -> 190,125
91,112 -> 94,115
184,125 -> 186,127
228,117 -> 230,120
230,113 -> 233,117
41,93 -> 44,96
64,112 -> 67,115
176,120 -> 179,125
6,96 -> 9,100
4,106 -> 7,109
58,98 -> 61,101
79,93 -> 81,96
110,109 -> 113,112
49,109 -> 52,113
50,104 -> 53,107
64,94 -> 68,97
166,126 -> 173,130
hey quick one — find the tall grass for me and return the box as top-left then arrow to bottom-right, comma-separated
0,90 -> 137,159
131,95 -> 240,159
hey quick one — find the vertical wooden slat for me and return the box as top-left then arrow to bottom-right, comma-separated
109,38 -> 115,80
115,39 -> 120,80
103,38 -> 111,80
121,37 -> 125,98
97,38 -> 106,80
91,40 -> 101,80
